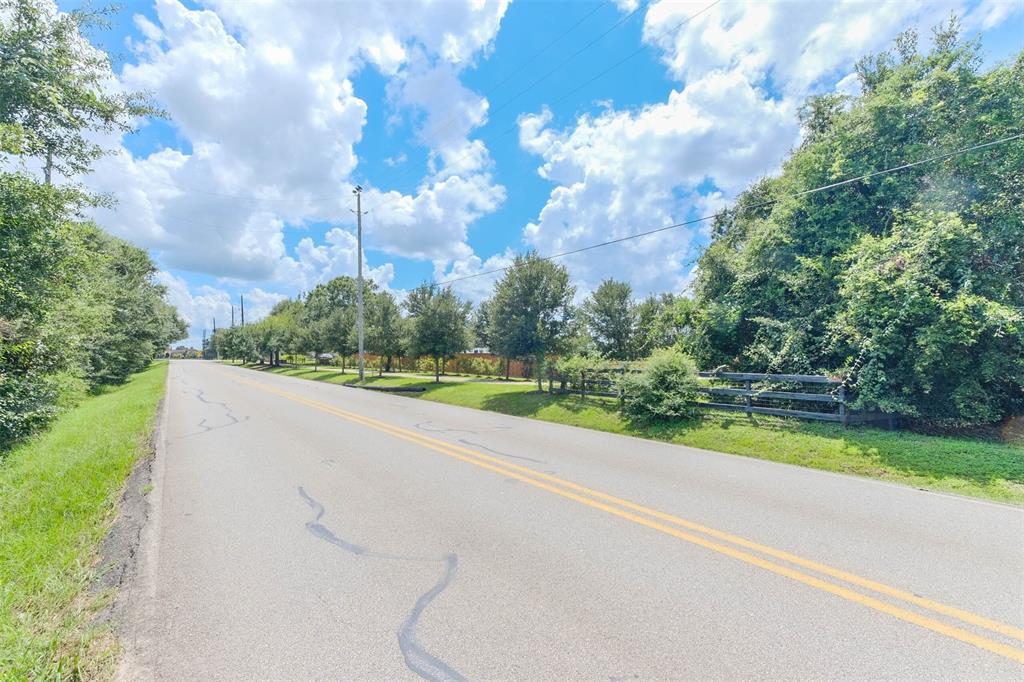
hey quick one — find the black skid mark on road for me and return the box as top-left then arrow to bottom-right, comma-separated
297,487 -> 467,682
414,421 -> 477,435
183,388 -> 249,437
457,438 -> 544,464
298,487 -> 366,555
398,553 -> 464,682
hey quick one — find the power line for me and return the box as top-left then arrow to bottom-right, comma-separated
103,1 -> 709,227
434,132 -> 1024,286
121,1 -> 618,207
361,0 -> 717,218
545,0 -> 720,111
362,0 -> 651,213
101,1 -> 705,230
485,1 -> 646,121
417,1 -> 614,149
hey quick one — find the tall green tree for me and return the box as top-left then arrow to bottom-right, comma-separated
1,1 -> 182,447
405,284 -> 470,382
490,252 -> 575,389
634,294 -> 695,358
583,279 -> 638,360
365,291 -> 403,375
302,276 -> 376,370
471,299 -> 493,349
0,0 -> 160,181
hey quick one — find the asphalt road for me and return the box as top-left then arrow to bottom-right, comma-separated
120,360 -> 1024,680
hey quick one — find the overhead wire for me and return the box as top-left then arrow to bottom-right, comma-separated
360,0 -> 718,218
121,0 -> 619,206
361,0 -> 653,214
433,132 -> 1024,286
102,0 -> 706,231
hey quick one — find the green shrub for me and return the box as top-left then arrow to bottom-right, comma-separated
452,355 -> 502,376
554,354 -> 611,389
619,348 -> 700,422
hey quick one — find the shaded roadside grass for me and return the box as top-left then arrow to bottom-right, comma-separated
0,361 -> 168,679
234,363 -> 1023,505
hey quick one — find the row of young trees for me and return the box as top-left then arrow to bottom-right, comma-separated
1,1 -> 188,448
212,252 -> 692,391
217,24 -> 1021,428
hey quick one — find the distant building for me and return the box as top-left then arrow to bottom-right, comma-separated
168,346 -> 201,359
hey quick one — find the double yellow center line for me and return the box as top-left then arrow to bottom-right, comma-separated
222,369 -> 1024,663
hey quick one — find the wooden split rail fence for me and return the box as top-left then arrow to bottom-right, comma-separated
548,368 -> 891,427
696,371 -> 847,424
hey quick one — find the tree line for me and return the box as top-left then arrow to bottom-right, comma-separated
1,1 -> 187,448
219,23 -> 1022,428
688,22 -> 1022,427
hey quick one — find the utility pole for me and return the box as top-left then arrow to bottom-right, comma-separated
231,305 -> 235,327
352,185 -> 366,381
240,294 -> 245,326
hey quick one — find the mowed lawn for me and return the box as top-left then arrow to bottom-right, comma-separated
0,361 -> 167,680
243,362 -> 1024,505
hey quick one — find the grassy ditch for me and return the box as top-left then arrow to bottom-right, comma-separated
239,363 -> 1024,505
0,361 -> 168,679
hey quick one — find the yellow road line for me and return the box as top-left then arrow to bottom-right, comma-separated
221,369 -> 1024,664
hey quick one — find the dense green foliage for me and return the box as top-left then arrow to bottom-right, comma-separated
213,277 -> 409,375
688,24 -> 1023,426
489,252 -> 575,388
619,348 -> 701,422
0,0 -> 159,180
1,0 -> 185,448
0,183 -> 185,446
365,289 -> 406,373
406,284 -> 471,381
583,279 -> 637,359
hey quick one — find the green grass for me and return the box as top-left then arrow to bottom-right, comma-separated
241,362 -> 1023,505
238,363 -> 431,387
0,361 -> 168,680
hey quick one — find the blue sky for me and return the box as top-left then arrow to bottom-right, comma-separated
58,0 -> 1023,345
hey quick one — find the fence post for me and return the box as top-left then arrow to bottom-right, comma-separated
548,368 -> 553,394
618,366 -> 625,406
744,379 -> 752,417
838,385 -> 847,427
580,370 -> 586,400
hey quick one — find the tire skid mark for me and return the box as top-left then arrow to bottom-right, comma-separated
457,438 -> 544,464
398,553 -> 463,682
180,388 -> 249,438
414,421 -> 477,435
298,487 -> 366,555
297,487 -> 466,682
